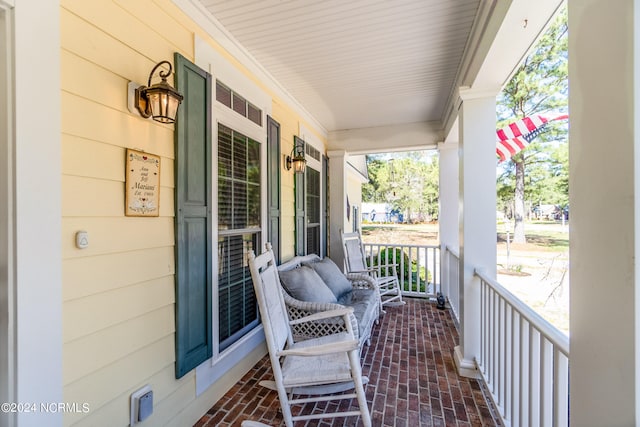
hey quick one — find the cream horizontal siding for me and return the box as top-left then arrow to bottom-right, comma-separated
62,175 -> 174,218
62,247 -> 175,301
60,4 -> 188,85
64,336 -> 175,425
63,135 -> 126,181
61,0 -> 191,63
64,304 -> 175,384
63,276 -> 174,342
62,217 -> 174,258
67,364 -> 192,427
61,91 -> 175,160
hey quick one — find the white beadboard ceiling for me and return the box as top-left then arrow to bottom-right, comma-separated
196,0 -> 481,132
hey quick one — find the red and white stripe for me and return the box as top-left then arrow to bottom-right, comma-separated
496,114 -> 569,162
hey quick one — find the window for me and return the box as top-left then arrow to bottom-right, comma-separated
216,81 -> 262,126
306,167 -> 321,255
194,36 -> 272,391
217,123 -> 261,350
294,134 -> 327,258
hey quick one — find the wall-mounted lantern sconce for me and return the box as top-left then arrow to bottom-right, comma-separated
286,136 -> 306,174
129,60 -> 184,124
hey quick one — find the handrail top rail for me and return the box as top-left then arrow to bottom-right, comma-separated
475,268 -> 569,356
444,245 -> 460,258
362,242 -> 440,250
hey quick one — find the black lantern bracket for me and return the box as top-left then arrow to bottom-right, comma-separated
285,136 -> 307,174
128,60 -> 184,124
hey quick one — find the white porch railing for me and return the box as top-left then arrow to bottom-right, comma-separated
362,243 -> 440,298
442,246 -> 460,322
475,270 -> 570,427
364,240 -> 569,425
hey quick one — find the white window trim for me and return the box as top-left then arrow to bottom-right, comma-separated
299,123 -> 323,171
298,123 -> 326,256
195,35 -> 271,394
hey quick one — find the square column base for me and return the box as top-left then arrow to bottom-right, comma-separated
454,345 -> 480,379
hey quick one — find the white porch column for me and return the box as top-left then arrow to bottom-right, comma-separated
454,89 -> 497,378
5,2 -> 63,426
327,150 -> 349,269
437,142 -> 459,297
569,1 -> 637,425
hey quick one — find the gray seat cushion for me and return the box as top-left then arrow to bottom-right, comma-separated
278,266 -> 337,303
338,289 -> 378,339
303,257 -> 353,300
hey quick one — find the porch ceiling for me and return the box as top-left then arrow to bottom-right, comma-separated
193,0 -> 563,137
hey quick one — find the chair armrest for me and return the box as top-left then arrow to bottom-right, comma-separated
279,339 -> 359,357
281,290 -> 360,343
282,290 -> 345,313
348,267 -> 377,274
374,263 -> 399,269
289,307 -> 354,325
345,273 -> 378,291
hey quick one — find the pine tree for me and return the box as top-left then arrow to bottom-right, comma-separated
497,7 -> 568,243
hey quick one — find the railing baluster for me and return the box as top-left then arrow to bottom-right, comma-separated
433,246 -> 438,295
539,334 -> 545,426
519,315 -> 525,427
500,296 -> 506,412
554,350 -> 569,426
509,307 -> 516,423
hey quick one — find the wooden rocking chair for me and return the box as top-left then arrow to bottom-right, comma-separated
341,230 -> 405,308
247,243 -> 372,427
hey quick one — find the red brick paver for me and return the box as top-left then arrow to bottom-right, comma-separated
196,299 -> 500,426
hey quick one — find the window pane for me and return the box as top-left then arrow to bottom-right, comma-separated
247,138 -> 260,183
233,93 -> 247,117
247,103 -> 262,126
216,81 -> 232,108
248,183 -> 260,228
233,181 -> 247,229
218,124 -> 232,177
233,133 -> 247,181
217,124 -> 261,350
218,233 -> 259,350
307,168 -> 320,224
218,177 -> 232,230
307,225 -> 320,256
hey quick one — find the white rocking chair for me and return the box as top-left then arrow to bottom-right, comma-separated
341,231 -> 405,308
247,243 -> 372,427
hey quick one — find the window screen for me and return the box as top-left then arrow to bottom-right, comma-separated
218,123 -> 261,350
306,167 -> 321,255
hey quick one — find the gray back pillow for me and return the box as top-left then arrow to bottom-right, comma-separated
305,257 -> 353,300
278,266 -> 337,303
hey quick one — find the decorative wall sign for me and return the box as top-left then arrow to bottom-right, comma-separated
125,149 -> 161,217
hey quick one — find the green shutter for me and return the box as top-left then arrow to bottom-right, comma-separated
174,53 -> 213,379
295,169 -> 306,256
267,116 -> 281,263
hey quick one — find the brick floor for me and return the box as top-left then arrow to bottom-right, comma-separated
196,299 -> 500,426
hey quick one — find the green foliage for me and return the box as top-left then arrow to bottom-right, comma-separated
369,248 -> 433,292
497,7 -> 569,233
362,152 -> 439,222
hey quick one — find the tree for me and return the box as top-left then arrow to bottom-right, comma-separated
497,7 -> 568,243
363,152 -> 439,222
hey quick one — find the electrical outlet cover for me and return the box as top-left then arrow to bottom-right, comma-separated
130,385 -> 152,426
138,390 -> 153,421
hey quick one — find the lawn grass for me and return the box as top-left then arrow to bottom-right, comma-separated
497,221 -> 569,252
